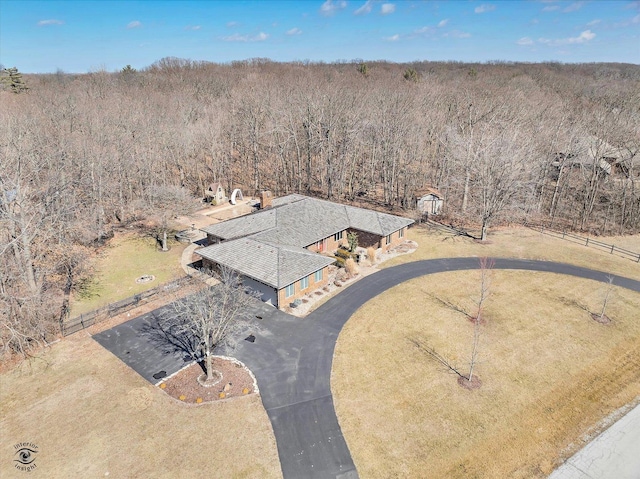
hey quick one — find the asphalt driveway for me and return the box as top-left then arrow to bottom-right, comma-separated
93,258 -> 640,479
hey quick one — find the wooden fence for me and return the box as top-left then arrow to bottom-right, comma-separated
62,276 -> 190,336
526,223 -> 640,263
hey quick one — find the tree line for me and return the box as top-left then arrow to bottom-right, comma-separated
1,59 -> 638,356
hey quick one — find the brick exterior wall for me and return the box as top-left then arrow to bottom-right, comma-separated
381,227 -> 406,251
306,230 -> 349,253
277,266 -> 330,308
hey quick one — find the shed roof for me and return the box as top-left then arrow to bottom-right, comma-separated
414,187 -> 442,199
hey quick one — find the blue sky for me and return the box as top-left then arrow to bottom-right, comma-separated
1,1 -> 638,72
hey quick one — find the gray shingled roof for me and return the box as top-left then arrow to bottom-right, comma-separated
196,238 -> 335,289
201,194 -> 413,247
201,208 -> 277,240
197,194 -> 414,289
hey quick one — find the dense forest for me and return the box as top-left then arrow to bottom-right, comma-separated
1,59 -> 639,356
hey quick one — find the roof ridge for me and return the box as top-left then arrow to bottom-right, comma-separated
376,209 -> 384,235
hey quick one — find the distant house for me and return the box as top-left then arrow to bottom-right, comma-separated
196,194 -> 414,308
552,136 -> 628,178
415,188 -> 444,216
205,182 -> 227,205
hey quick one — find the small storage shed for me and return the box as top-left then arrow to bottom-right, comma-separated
206,182 -> 227,205
415,188 -> 444,215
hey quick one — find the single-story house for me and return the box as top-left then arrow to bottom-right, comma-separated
196,194 -> 414,308
205,182 -> 227,205
415,188 -> 443,215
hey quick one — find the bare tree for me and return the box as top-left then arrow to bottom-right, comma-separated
593,275 -> 614,324
467,257 -> 493,384
410,258 -> 493,389
165,269 -> 259,384
139,186 -> 198,251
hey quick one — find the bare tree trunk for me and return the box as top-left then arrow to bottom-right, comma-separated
462,168 -> 470,212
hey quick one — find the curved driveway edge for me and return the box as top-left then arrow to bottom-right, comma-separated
232,258 -> 640,479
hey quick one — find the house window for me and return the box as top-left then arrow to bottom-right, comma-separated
314,269 -> 323,282
399,228 -> 404,238
300,276 -> 309,290
386,234 -> 393,244
285,284 -> 295,298
333,231 -> 343,241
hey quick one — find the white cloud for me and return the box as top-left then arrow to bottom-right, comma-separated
127,21 -> 142,29
38,19 -> 64,26
354,0 -> 372,15
475,4 -> 496,14
539,29 -> 596,45
414,26 -> 434,35
227,21 -> 239,27
286,27 -> 302,35
185,25 -> 201,30
384,34 -> 400,41
438,19 -> 449,27
542,5 -> 560,11
567,29 -> 595,43
586,19 -> 601,26
222,32 -> 269,42
517,37 -> 534,45
563,2 -> 583,13
381,3 -> 396,15
613,13 -> 640,27
444,30 -> 471,38
320,0 -> 347,15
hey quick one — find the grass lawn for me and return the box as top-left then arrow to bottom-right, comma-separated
332,270 -> 640,478
69,233 -> 188,317
0,335 -> 282,479
383,225 -> 640,279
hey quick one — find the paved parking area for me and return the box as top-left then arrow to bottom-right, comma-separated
92,303 -> 192,383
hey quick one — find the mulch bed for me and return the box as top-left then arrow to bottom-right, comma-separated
159,356 -> 256,403
591,313 -> 612,324
458,375 -> 482,390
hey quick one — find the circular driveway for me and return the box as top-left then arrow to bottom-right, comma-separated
94,258 -> 640,479
231,258 -> 640,479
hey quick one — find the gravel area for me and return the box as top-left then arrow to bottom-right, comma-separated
158,355 -> 257,404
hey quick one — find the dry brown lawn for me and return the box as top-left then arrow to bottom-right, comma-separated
0,334 -> 282,479
383,225 -> 640,279
332,271 -> 640,478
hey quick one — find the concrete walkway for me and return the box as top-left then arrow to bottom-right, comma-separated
93,258 -> 640,479
548,404 -> 640,479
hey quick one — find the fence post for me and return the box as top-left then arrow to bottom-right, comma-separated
585,238 -> 589,246
611,245 -> 615,254
562,231 -> 566,239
